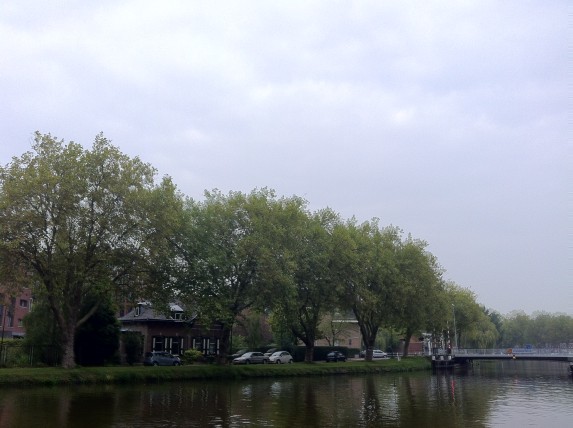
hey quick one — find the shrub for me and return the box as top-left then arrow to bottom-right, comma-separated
123,332 -> 143,365
181,349 -> 204,364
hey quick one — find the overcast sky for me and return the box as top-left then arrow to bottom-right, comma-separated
1,1 -> 569,316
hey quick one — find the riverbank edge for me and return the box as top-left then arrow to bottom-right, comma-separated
0,357 -> 431,387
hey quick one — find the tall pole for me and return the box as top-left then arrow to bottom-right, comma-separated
452,304 -> 457,351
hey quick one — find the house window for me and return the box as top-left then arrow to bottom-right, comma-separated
152,336 -> 164,351
169,337 -> 182,355
209,339 -> 219,356
7,313 -> 13,328
18,319 -> 23,327
135,306 -> 140,317
173,312 -> 183,320
20,299 -> 28,308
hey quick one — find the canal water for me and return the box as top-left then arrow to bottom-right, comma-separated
0,360 -> 570,427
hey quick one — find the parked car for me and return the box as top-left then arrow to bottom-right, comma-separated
143,351 -> 181,366
264,348 -> 278,357
232,351 -> 269,365
269,351 -> 293,364
360,349 -> 389,359
325,351 -> 347,362
373,349 -> 389,359
230,349 -> 248,359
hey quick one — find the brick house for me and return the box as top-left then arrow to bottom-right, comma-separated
314,315 -> 363,349
0,288 -> 33,339
118,301 -> 225,358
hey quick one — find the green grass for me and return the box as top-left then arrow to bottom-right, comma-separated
0,357 -> 431,387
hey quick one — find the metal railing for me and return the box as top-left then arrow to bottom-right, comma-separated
453,348 -> 573,356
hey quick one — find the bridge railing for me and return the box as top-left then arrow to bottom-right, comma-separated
453,348 -> 573,356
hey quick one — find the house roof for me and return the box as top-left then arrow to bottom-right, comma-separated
119,302 -> 195,324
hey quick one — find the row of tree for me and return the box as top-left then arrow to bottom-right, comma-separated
0,133 -> 570,367
498,311 -> 573,349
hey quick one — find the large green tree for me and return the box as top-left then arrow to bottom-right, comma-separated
0,132 -> 181,367
445,282 -> 498,349
332,219 -> 400,361
391,237 -> 445,356
172,189 -> 295,363
500,311 -> 573,348
271,208 -> 340,362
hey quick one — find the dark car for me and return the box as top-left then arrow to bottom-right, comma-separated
264,348 -> 277,357
326,351 -> 347,362
143,351 -> 181,366
230,349 -> 248,359
232,351 -> 269,365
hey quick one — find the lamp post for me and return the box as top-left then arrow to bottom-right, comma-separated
452,303 -> 457,351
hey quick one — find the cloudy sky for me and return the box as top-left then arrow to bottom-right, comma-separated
1,1 -> 569,315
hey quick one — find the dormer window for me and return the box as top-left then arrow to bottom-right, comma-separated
134,301 -> 150,317
169,303 -> 184,320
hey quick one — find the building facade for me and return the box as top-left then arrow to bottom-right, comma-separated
0,288 -> 32,339
119,302 -> 225,358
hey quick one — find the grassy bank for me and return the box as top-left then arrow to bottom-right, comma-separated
0,358 -> 430,387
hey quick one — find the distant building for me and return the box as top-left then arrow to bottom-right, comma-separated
0,288 -> 33,339
314,312 -> 363,348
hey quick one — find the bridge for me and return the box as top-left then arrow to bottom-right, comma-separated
430,348 -> 573,369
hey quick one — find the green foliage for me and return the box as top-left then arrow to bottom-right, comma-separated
269,208 -> 341,361
181,348 -> 204,364
0,339 -> 28,368
172,188 -> 307,359
501,311 -> 573,347
22,300 -> 63,366
74,295 -> 120,366
268,311 -> 298,350
0,132 -> 183,367
331,220 -> 403,359
4,133 -> 565,364
392,236 -> 445,355
123,332 -> 143,366
230,334 -> 248,354
23,294 -> 120,366
243,312 -> 266,349
445,283 -> 499,348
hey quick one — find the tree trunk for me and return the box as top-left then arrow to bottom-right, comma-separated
217,326 -> 232,364
60,323 -> 77,368
364,346 -> 374,361
47,294 -> 79,368
304,343 -> 315,363
357,320 -> 378,361
402,328 -> 413,357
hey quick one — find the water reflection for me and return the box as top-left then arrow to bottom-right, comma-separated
0,361 -> 570,427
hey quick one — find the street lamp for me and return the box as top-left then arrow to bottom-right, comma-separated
452,304 -> 457,351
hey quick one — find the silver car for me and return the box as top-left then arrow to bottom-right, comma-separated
269,351 -> 293,364
232,351 -> 269,365
372,349 -> 389,359
143,351 -> 181,366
